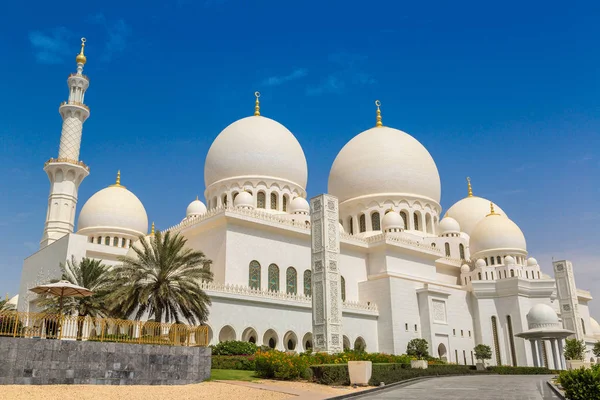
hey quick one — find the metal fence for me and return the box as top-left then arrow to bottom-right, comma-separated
0,311 -> 209,346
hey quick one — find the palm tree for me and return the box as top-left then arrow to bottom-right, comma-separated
0,298 -> 15,312
37,256 -> 114,318
112,230 -> 213,325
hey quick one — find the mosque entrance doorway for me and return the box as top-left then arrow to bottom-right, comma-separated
438,343 -> 448,361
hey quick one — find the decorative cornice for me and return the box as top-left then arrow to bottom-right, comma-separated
44,158 -> 89,171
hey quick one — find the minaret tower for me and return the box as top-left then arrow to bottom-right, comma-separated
40,38 -> 91,247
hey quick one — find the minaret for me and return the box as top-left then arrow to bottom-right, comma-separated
40,38 -> 91,248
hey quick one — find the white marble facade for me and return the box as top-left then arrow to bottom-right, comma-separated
16,46 -> 600,367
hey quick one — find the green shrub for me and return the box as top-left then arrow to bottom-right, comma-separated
211,340 -> 258,356
255,350 -> 311,380
212,355 -> 256,370
406,339 -> 429,360
559,367 -> 600,400
564,339 -> 586,361
474,344 -> 492,362
488,366 -> 558,375
310,364 -> 350,385
593,342 -> 600,358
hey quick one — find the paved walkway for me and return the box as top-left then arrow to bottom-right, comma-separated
354,375 -> 561,400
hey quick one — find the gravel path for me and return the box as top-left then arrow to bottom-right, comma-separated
2,381 -> 292,400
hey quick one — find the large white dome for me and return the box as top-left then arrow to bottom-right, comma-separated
204,116 -> 308,190
78,183 -> 148,236
328,126 -> 441,204
446,196 -> 506,236
469,211 -> 526,256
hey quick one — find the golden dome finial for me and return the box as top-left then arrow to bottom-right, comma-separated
110,170 -> 126,189
466,177 -> 473,197
375,100 -> 383,127
254,91 -> 261,116
76,38 -> 87,65
487,202 -> 499,216
150,222 -> 155,236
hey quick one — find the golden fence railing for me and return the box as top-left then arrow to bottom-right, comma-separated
0,311 -> 209,346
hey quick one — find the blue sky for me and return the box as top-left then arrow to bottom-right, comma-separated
0,0 -> 598,316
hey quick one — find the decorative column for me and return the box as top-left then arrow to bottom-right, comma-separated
530,340 -> 539,367
310,194 -> 343,354
550,339 -> 560,370
558,339 -> 566,369
537,340 -> 546,368
40,38 -> 90,248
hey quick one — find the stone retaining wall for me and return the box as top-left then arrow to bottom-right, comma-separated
0,337 -> 211,385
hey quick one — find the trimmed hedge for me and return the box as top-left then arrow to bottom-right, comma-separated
487,366 -> 559,375
559,366 -> 600,400
311,364 -> 350,385
212,355 -> 256,370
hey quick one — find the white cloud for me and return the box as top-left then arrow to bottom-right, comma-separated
262,68 -> 308,87
28,27 -> 72,64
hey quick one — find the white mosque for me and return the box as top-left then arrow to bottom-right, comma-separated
16,40 -> 600,368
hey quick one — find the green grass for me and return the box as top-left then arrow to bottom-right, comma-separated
209,369 -> 260,381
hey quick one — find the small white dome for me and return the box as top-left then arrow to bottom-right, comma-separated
439,216 -> 460,235
460,264 -> 470,273
328,126 -> 441,204
470,210 -> 526,256
527,257 -> 538,266
526,304 -> 559,329
590,318 -> 600,336
504,255 -> 516,265
234,191 -> 254,208
290,197 -> 310,214
204,116 -> 308,190
339,222 -> 345,233
475,259 -> 486,268
446,196 -> 506,236
382,210 -> 405,231
186,198 -> 207,218
78,183 -> 148,236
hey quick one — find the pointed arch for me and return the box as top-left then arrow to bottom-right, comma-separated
249,261 -> 261,289
348,217 -> 354,235
282,195 -> 288,212
459,244 -> 465,260
491,316 -> 502,365
371,211 -> 381,231
286,267 -> 297,294
270,192 -> 278,210
413,212 -> 420,231
445,242 -> 451,257
359,214 -> 366,233
268,264 -> 280,292
303,270 -> 312,296
257,192 -> 266,209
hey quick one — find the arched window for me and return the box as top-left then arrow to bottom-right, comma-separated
478,272 -> 482,280
497,256 -> 501,264
113,237 -> 119,246
257,192 -> 266,209
582,319 -> 587,335
413,213 -> 420,231
303,270 -> 312,296
286,267 -> 297,294
400,211 -> 408,229
359,214 -> 366,233
341,276 -> 346,301
371,212 -> 381,231
223,194 -> 228,207
233,192 -> 239,201
491,316 -> 502,365
249,261 -> 261,290
490,257 -> 495,266
282,195 -> 288,212
445,243 -> 451,257
526,271 -> 529,279
510,269 -> 515,277
121,238 -> 127,248
349,217 -> 354,235
268,264 -> 279,292
507,315 -> 517,366
537,271 -> 540,279
270,192 -> 278,210
459,244 -> 465,260
104,237 -> 110,245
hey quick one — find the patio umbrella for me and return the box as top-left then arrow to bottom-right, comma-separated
29,280 -> 94,315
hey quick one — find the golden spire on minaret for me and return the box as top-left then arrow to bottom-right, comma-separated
375,100 -> 383,127
76,38 -> 87,65
254,91 -> 261,116
466,177 -> 473,197
150,222 -> 155,236
110,170 -> 126,188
